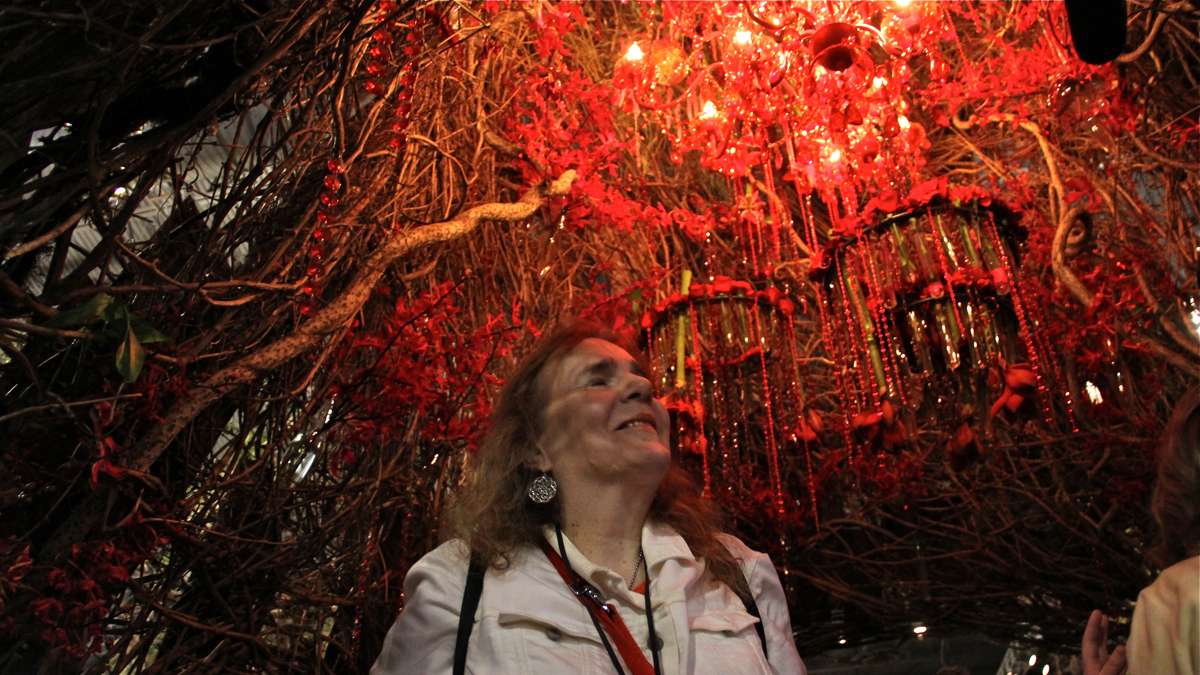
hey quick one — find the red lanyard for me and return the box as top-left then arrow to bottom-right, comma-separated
540,540 -> 658,675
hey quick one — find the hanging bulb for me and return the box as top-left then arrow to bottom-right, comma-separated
699,100 -> 719,119
624,41 -> 644,62
733,28 -> 753,45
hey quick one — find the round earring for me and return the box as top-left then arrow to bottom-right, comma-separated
526,473 -> 558,504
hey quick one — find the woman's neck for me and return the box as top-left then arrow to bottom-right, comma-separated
559,486 -> 652,585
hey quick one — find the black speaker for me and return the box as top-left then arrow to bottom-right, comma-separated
1064,0 -> 1128,65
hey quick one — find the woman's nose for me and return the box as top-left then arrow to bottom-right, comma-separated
622,373 -> 653,401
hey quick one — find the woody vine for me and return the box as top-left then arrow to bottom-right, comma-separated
0,1 -> 1197,672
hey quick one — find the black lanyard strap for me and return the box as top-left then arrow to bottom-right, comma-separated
554,524 -> 663,675
642,554 -> 661,673
556,525 -> 629,675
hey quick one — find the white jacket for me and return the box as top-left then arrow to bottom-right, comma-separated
371,520 -> 807,674
1127,555 -> 1199,675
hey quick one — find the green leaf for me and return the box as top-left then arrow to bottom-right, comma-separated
115,318 -> 145,383
102,302 -> 128,323
45,293 -> 114,328
100,302 -> 169,343
129,314 -> 169,344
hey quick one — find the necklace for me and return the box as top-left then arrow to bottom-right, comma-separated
627,548 -> 645,591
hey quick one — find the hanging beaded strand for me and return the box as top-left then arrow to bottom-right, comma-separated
927,210 -> 968,349
784,313 -> 821,529
707,306 -> 733,488
993,208 -> 1076,429
689,302 -> 712,496
984,210 -> 1064,430
860,239 -> 908,406
762,148 -> 784,262
749,302 -> 786,517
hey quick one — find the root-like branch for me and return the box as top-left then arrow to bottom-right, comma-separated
39,170 -> 577,560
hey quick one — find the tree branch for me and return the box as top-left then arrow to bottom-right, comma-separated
38,170 -> 576,560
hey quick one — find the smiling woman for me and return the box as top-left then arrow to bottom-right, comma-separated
370,321 -> 806,674
531,338 -> 672,502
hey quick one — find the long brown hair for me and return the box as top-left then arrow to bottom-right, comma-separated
447,321 -> 748,595
1149,385 -> 1200,568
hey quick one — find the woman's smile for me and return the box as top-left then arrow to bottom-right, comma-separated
615,413 -> 658,432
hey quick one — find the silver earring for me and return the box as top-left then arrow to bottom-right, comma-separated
527,473 -> 558,504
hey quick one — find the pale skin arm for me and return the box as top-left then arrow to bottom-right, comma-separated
1082,609 -> 1127,675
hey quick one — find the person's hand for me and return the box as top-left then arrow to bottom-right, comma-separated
1082,609 -> 1127,675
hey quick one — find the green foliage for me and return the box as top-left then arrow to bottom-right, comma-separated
44,294 -> 167,382
44,293 -> 114,329
114,317 -> 144,383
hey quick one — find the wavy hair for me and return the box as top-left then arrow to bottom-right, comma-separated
447,321 -> 748,597
1148,385 -> 1200,568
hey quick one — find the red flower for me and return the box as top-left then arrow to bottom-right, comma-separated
31,598 -> 63,622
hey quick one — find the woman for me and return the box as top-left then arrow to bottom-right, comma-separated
372,322 -> 806,674
1083,387 -> 1200,675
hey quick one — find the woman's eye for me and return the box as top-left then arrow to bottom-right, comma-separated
586,378 -> 608,387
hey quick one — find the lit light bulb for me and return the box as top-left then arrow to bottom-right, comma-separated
734,28 -> 753,45
624,42 -> 644,62
912,624 -> 927,635
871,76 -> 887,90
837,637 -> 847,645
895,0 -> 912,7
699,100 -> 719,119
1041,666 -> 1050,675
827,148 -> 843,163
1029,655 -> 1038,667
1084,381 -> 1103,405
897,115 -> 911,130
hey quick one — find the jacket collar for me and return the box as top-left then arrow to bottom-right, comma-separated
540,520 -> 697,605
643,519 -> 696,570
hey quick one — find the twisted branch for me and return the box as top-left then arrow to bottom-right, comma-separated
40,170 -> 576,559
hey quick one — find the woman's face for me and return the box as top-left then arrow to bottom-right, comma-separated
532,338 -> 671,486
